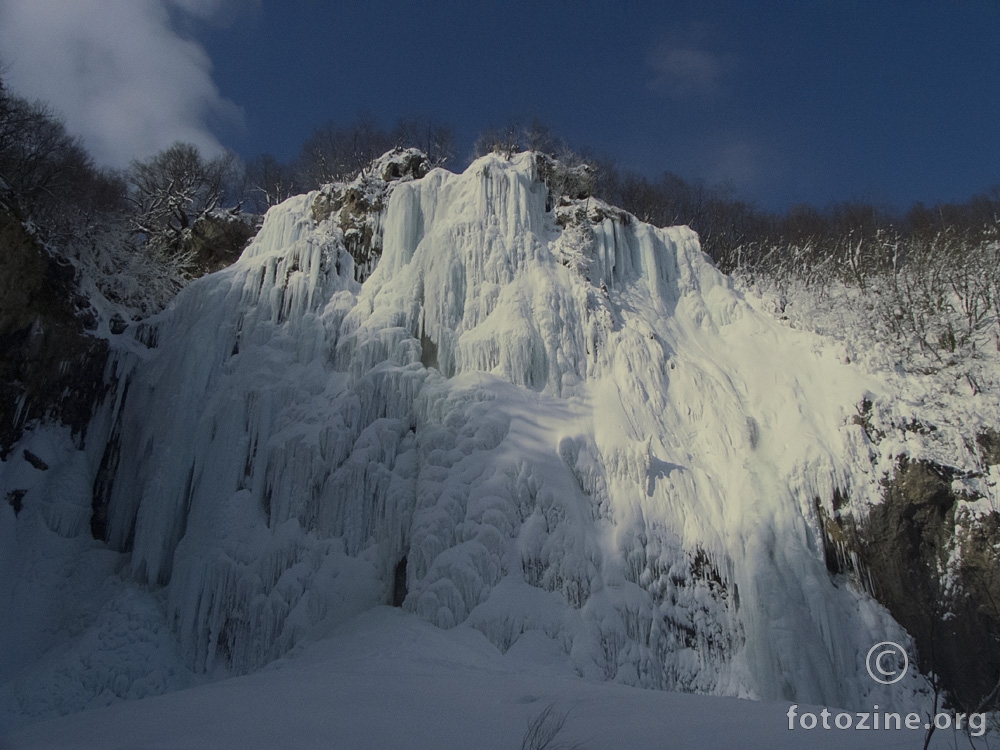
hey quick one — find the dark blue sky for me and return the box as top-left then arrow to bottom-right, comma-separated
162,2 -> 1000,211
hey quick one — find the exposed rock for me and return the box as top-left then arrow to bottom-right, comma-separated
22,449 -> 48,470
183,211 -> 260,277
311,148 -> 430,282
6,489 -> 25,516
0,199 -> 255,458
109,314 -> 128,335
553,194 -> 627,229
0,211 -> 108,456
535,153 -> 594,214
377,148 -> 429,182
976,428 -> 1000,466
820,458 -> 1000,712
392,557 -> 408,607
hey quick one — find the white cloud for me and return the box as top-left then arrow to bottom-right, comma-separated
0,0 -> 250,167
168,0 -> 240,20
647,25 -> 731,99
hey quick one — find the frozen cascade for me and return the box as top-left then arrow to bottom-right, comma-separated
82,153 -> 923,708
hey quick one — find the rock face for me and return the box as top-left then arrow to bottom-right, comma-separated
310,148 -> 430,282
821,456 -> 1000,712
0,211 -> 108,455
183,212 -> 260,277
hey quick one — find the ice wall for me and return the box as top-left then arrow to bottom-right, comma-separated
87,152 -> 926,708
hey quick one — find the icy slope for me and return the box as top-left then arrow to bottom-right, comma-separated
49,152 -> 923,711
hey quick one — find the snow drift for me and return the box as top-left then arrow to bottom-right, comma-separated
2,151 -> 930,721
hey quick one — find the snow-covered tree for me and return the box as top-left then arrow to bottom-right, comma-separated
128,143 -> 239,255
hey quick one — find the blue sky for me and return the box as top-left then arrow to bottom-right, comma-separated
2,0 -> 999,212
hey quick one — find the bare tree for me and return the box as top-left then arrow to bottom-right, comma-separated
0,98 -> 84,205
473,121 -> 522,159
295,116 -> 395,189
128,142 -> 238,254
523,119 -> 563,155
244,153 -> 297,212
520,704 -> 586,750
391,116 -> 454,167
0,80 -> 126,242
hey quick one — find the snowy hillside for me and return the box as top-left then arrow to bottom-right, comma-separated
1,151 -> 951,735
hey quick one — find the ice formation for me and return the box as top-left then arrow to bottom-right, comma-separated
2,152 -> 931,718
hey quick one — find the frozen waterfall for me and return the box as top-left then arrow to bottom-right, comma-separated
21,152 -> 929,712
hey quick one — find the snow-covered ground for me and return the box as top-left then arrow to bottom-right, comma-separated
0,607 -> 980,750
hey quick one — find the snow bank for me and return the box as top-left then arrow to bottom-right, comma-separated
4,607 -> 972,750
